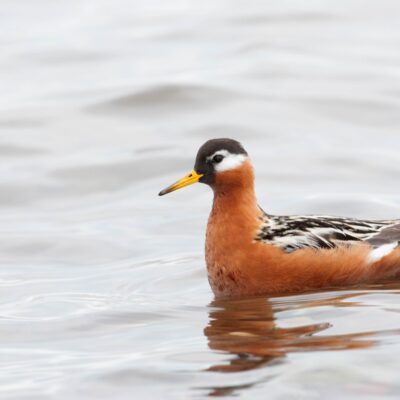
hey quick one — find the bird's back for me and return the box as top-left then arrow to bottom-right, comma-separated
256,212 -> 400,253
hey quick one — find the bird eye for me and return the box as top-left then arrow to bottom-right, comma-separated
212,154 -> 224,163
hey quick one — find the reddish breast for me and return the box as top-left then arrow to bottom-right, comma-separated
205,161 -> 265,296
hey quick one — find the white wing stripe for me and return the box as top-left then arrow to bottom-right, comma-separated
369,243 -> 397,263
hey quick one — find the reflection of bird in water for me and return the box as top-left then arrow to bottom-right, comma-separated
203,292 -> 381,397
159,138 -> 400,298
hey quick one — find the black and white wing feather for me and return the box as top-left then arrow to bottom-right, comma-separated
256,212 -> 400,253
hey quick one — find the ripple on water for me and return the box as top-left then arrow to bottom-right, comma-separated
88,84 -> 237,116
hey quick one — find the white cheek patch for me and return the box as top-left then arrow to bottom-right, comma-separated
207,150 -> 248,173
369,242 -> 398,263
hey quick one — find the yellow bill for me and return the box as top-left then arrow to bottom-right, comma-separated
159,170 -> 203,196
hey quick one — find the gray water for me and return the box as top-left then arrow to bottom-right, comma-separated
2,1 -> 400,399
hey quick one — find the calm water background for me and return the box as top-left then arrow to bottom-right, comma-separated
2,1 -> 400,399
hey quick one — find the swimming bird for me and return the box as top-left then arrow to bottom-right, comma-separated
159,138 -> 400,298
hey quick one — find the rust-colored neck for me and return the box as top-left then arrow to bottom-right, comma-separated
209,161 -> 260,238
205,161 -> 264,296
206,162 -> 261,258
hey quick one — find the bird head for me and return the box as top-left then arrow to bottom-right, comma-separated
159,138 -> 252,196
